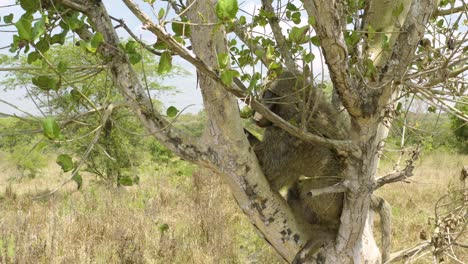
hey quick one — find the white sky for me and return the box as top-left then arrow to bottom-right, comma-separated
0,0 -> 202,115
0,0 -> 332,116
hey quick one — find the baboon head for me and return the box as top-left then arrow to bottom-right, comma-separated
253,71 -> 306,128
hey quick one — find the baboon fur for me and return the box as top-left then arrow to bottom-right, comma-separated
252,71 -> 349,231
250,71 -> 392,261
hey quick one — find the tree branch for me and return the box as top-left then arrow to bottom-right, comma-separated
307,181 -> 349,197
385,241 -> 432,263
231,21 -> 270,67
121,0 -> 357,152
375,147 -> 420,189
433,5 -> 467,17
261,0 -> 298,72
302,0 -> 361,117
59,0 -> 207,164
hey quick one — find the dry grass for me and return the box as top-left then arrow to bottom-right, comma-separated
0,157 -> 282,264
0,151 -> 467,263
377,151 -> 468,263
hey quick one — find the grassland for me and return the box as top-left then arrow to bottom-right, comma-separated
0,151 -> 467,263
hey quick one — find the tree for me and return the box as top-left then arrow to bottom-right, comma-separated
1,0 -> 467,263
451,99 -> 468,153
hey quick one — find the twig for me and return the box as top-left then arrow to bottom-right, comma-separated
375,146 -> 420,189
32,103 -> 116,199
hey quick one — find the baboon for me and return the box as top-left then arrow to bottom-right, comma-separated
249,71 -> 391,261
252,71 -> 349,231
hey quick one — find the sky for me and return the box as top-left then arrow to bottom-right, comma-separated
0,0 -> 331,116
0,0 -> 202,115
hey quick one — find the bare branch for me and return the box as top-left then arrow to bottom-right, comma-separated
307,181 -> 349,197
433,5 -> 467,17
385,241 -> 432,263
375,147 -> 420,189
61,0 -> 88,12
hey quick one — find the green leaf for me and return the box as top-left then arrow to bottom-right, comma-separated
158,223 -> 169,233
289,26 -> 309,44
144,0 -> 156,4
118,176 -> 133,186
172,20 -> 191,37
50,31 -> 67,45
27,51 -> 40,64
310,36 -> 320,46
19,0 -> 40,13
35,38 -> 49,53
42,117 -> 61,140
436,19 -> 444,28
286,3 -> 298,11
128,53 -> 142,65
239,16 -> 246,25
125,40 -> 138,52
15,15 -> 33,41
86,32 -> 104,53
220,69 -> 239,85
268,61 -> 281,71
153,39 -> 167,50
392,3 -> 404,17
291,12 -> 301,24
428,106 -> 437,113
158,8 -> 165,20
72,173 -> 83,190
215,0 -> 238,21
217,53 -> 230,69
4,14 -> 14,24
303,52 -> 315,63
32,75 -> 60,91
32,19 -> 46,40
166,106 -> 179,117
57,61 -> 68,74
158,51 -> 172,75
308,16 -> 316,26
56,154 -> 74,172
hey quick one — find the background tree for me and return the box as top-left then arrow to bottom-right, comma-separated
1,0 -> 467,263
1,43 -> 185,186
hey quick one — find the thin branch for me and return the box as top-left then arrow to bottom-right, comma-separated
110,16 -> 164,56
307,180 -> 349,197
32,103 -> 116,199
122,0 -> 357,152
261,0 -> 298,72
231,21 -> 270,67
0,65 -> 106,72
61,0 -> 88,12
433,5 -> 467,17
375,146 -> 420,189
385,241 -> 432,263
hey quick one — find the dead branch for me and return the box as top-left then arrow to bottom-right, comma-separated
385,241 -> 432,263
375,147 -> 420,189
